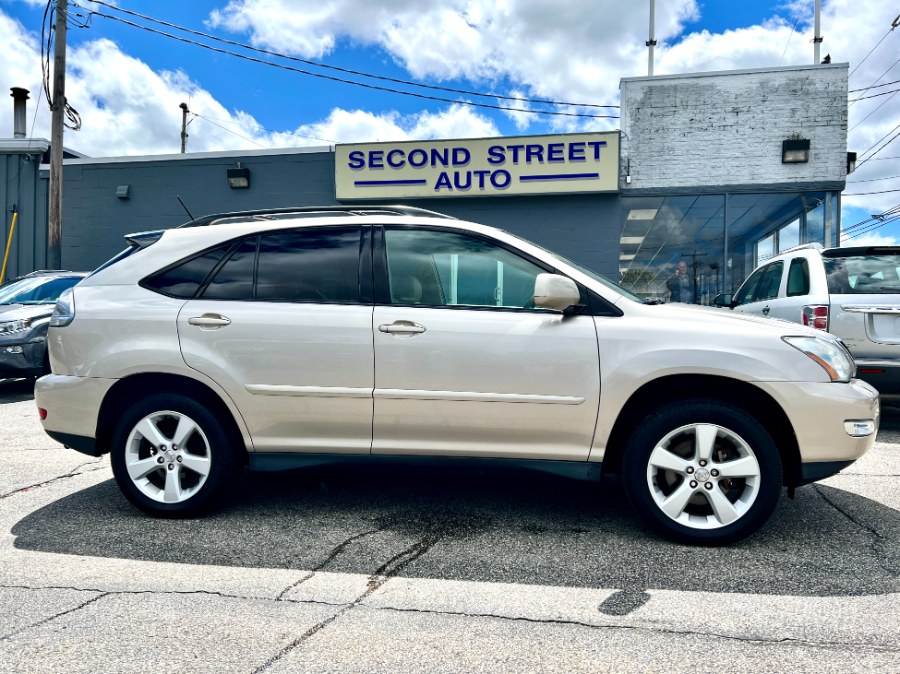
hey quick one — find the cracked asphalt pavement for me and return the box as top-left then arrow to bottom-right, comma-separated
1,376 -> 899,673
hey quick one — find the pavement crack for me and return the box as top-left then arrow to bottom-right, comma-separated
0,459 -> 105,500
274,526 -> 385,601
252,534 -> 440,673
0,591 -> 110,641
367,604 -> 900,654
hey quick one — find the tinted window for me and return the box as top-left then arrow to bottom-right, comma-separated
143,243 -> 232,299
757,262 -> 783,301
787,258 -> 810,296
203,238 -> 258,300
825,254 -> 900,294
256,228 -> 360,303
384,229 -> 547,309
734,266 -> 765,306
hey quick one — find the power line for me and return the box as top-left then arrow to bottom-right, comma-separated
843,186 -> 900,196
848,14 -> 900,77
83,0 -> 620,114
192,112 -> 338,146
849,77 -> 900,92
840,202 -> 900,232
841,212 -> 900,240
849,88 -> 898,132
778,1 -> 809,67
849,53 -> 900,107
847,173 -> 900,184
848,87 -> 900,102
857,124 -> 900,169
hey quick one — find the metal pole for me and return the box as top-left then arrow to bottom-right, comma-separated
813,0 -> 822,64
180,102 -> 189,153
647,0 -> 657,76
48,0 -> 67,270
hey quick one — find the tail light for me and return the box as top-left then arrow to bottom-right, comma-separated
802,305 -> 829,330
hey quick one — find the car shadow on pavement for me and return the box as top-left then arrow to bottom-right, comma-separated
0,378 -> 35,404
11,462 -> 900,599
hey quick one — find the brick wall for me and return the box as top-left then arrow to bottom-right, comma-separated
620,64 -> 848,192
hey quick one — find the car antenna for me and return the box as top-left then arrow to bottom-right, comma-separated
176,195 -> 195,220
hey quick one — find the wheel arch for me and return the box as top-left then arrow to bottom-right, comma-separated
601,374 -> 801,487
95,372 -> 251,463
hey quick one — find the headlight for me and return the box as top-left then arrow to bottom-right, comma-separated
783,336 -> 855,382
50,288 -> 75,327
0,318 -> 30,335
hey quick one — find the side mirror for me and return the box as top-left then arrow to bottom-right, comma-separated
713,293 -> 734,308
533,274 -> 580,312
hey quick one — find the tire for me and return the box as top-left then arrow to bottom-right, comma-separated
110,394 -> 241,517
621,399 -> 783,545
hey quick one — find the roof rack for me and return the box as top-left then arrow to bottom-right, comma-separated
179,205 -> 457,228
776,242 -> 824,255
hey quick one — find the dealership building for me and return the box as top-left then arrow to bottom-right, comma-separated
1,63 -> 850,302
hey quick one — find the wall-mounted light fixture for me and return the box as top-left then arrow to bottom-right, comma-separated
782,138 -> 810,164
227,162 -> 250,189
846,151 -> 857,174
115,184 -> 130,199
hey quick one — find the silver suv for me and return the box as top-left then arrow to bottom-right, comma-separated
717,244 -> 900,397
35,206 -> 879,545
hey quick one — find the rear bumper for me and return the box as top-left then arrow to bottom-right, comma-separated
853,359 -> 900,397
35,374 -> 117,449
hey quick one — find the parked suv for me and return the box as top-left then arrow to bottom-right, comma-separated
35,207 -> 878,544
716,244 -> 900,397
0,270 -> 86,379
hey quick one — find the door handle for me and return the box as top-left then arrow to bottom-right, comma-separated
378,321 -> 426,335
762,305 -> 770,316
188,313 -> 232,328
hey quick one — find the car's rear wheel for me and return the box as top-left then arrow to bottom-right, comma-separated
622,400 -> 782,545
110,394 -> 240,517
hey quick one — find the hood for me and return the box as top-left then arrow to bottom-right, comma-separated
0,304 -> 55,322
633,301 -> 826,339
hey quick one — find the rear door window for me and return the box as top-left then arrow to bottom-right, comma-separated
200,226 -> 362,303
786,258 -> 810,296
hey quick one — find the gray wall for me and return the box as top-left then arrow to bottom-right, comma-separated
0,143 -> 48,281
60,148 -> 335,272
59,148 -> 621,278
620,64 -> 848,194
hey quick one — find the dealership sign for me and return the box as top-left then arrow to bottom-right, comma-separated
335,132 -> 619,200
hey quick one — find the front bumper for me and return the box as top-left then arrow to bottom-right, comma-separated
0,336 -> 46,378
755,378 -> 879,466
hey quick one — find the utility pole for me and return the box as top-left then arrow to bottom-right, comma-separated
813,0 -> 822,65
647,0 -> 657,76
180,102 -> 189,153
48,0 -> 68,269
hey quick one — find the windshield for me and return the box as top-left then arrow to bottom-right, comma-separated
0,276 -> 81,305
825,255 -> 900,294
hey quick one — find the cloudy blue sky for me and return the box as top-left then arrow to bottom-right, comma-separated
1,0 -> 898,241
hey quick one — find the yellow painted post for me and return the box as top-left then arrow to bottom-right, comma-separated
1,211 -> 19,286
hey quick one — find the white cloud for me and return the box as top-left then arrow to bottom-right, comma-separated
0,8 -> 497,155
840,231 -> 899,247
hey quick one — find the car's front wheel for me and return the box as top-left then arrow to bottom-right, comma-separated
110,394 -> 240,517
622,400 -> 783,545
